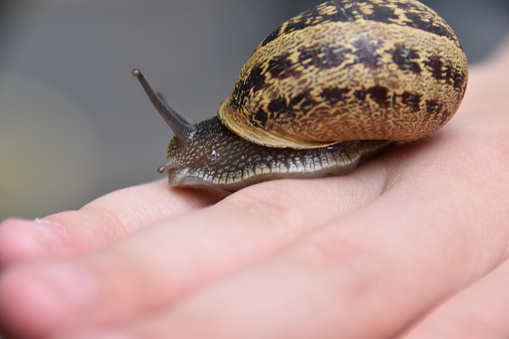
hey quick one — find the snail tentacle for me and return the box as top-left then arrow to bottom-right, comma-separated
131,68 -> 195,142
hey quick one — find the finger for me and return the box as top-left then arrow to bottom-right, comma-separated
401,258 -> 509,339
0,164 -> 389,339
0,180 -> 228,264
70,138 -> 509,339
88,202 -> 507,339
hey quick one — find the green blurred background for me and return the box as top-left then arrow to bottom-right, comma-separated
0,0 -> 508,221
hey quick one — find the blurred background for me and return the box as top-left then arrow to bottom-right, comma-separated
1,0 -> 508,220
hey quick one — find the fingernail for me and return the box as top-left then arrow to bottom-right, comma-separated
0,218 -> 66,262
33,218 -> 67,251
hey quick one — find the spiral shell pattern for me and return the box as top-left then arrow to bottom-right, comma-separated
218,0 -> 468,148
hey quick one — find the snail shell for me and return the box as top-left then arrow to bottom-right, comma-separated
132,0 -> 468,190
219,0 -> 468,149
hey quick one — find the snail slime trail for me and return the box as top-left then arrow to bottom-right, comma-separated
132,0 -> 468,190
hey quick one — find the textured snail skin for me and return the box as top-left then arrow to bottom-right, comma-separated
164,117 -> 391,190
133,0 -> 468,190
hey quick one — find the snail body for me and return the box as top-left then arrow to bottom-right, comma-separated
133,0 -> 468,190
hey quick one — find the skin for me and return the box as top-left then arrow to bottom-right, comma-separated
0,39 -> 508,339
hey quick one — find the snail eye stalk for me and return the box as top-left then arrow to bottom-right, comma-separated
131,68 -> 194,142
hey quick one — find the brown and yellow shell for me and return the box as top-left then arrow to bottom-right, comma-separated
218,0 -> 468,149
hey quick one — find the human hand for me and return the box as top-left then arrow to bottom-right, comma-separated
1,42 -> 509,338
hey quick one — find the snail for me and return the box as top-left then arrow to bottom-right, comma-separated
132,0 -> 468,190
